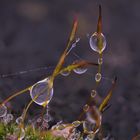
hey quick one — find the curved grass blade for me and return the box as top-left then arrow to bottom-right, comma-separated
99,77 -> 117,113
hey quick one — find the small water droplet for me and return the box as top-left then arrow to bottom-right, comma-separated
89,32 -> 106,54
61,70 -> 70,76
72,120 -> 81,127
15,128 -> 25,140
98,58 -> 103,65
30,77 -> 53,106
95,73 -> 102,82
16,116 -> 23,124
43,113 -> 52,122
91,90 -> 97,98
83,104 -> 89,112
0,104 -> 7,118
7,114 -> 14,121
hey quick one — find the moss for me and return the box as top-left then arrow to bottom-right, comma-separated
0,122 -> 64,140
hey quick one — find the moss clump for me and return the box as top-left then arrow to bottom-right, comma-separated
0,122 -> 64,140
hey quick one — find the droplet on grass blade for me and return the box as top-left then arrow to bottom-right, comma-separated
60,70 -> 70,76
16,116 -> 23,124
30,77 -> 53,106
98,58 -> 103,65
73,60 -> 87,74
89,32 -> 106,54
95,73 -> 102,82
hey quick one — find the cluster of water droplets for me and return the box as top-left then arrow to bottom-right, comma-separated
30,77 -> 53,106
3,113 -> 14,124
89,32 -> 106,54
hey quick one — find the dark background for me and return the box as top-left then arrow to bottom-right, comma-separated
0,0 -> 139,139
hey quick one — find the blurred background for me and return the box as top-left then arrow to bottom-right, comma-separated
0,0 -> 139,139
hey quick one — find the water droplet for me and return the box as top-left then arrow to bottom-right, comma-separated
30,77 -> 53,106
3,113 -> 14,124
61,70 -> 70,76
15,128 -> 25,140
7,114 -> 14,121
89,32 -> 106,54
95,73 -> 102,82
83,104 -> 89,112
73,60 -> 87,74
98,58 -> 103,65
0,104 -> 7,118
16,116 -> 23,124
72,120 -> 81,127
73,67 -> 87,75
43,113 -> 52,122
91,90 -> 97,98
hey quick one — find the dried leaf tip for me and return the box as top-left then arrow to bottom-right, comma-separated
97,5 -> 102,34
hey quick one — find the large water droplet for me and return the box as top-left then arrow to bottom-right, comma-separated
95,73 -> 102,82
0,104 -> 7,118
89,32 -> 106,54
30,77 -> 53,106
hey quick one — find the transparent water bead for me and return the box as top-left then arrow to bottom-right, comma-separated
73,60 -> 87,74
98,58 -> 103,65
89,32 -> 106,54
15,128 -> 25,140
95,73 -> 102,82
61,70 -> 70,76
30,77 -> 53,106
73,67 -> 87,75
91,90 -> 97,98
43,113 -> 52,122
0,104 -> 7,118
16,116 -> 23,124
83,104 -> 89,112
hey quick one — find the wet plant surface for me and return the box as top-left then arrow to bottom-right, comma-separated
0,1 -> 139,140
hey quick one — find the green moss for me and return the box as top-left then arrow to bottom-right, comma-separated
0,122 -> 64,140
